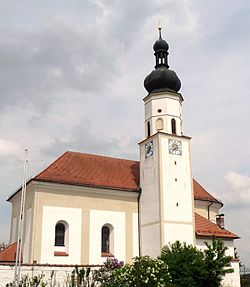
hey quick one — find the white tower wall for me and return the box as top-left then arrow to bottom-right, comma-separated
140,90 -> 195,257
144,91 -> 183,137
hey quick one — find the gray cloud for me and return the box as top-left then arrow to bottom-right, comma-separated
0,20 -> 123,113
40,117 -> 140,161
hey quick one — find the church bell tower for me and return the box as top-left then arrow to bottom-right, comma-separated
139,27 -> 195,257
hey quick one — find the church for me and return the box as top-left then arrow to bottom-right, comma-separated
1,28 -> 240,286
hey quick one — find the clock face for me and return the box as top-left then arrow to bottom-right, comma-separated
168,139 -> 182,155
145,140 -> 153,158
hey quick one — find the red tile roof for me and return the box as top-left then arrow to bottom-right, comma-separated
193,179 -> 222,205
34,152 -> 140,192
195,213 -> 239,239
0,242 -> 19,263
8,151 -> 221,204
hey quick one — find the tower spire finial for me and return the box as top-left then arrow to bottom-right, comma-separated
158,19 -> 162,39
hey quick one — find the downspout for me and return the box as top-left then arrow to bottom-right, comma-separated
137,188 -> 142,256
207,202 -> 213,220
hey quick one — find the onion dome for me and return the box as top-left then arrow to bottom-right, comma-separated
144,27 -> 181,94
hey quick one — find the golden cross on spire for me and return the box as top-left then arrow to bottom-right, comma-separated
158,20 -> 162,39
158,19 -> 162,39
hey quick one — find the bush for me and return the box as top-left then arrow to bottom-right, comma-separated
160,241 -> 206,287
160,237 -> 233,287
110,256 -> 173,287
92,258 -> 124,286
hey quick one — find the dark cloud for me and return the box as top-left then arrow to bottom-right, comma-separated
0,21 -> 122,112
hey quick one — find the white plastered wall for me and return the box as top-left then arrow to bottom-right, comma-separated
140,223 -> 161,257
89,210 -> 126,264
41,206 -> 82,264
194,200 -> 221,222
144,92 -> 183,136
10,217 -> 17,244
139,135 -> 162,256
132,213 -> 139,257
160,135 -> 195,245
140,137 -> 160,225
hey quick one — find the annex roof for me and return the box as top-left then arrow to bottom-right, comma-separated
8,151 -> 221,204
0,242 -> 18,263
195,213 -> 239,239
193,179 -> 222,205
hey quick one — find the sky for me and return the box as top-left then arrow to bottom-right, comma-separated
0,0 -> 250,267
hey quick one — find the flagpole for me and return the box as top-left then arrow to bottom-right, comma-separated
13,149 -> 28,287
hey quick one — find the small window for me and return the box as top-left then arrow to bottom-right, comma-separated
147,122 -> 150,138
55,223 -> 65,246
171,118 -> 176,135
101,224 -> 114,257
102,226 -> 110,253
156,118 -> 163,130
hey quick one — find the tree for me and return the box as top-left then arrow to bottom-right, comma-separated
202,237 -> 233,287
160,237 -> 233,287
160,241 -> 206,287
0,242 -> 7,251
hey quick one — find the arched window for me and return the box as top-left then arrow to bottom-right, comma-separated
55,222 -> 65,246
102,226 -> 110,253
101,224 -> 114,256
156,118 -> 163,130
171,118 -> 176,135
147,122 -> 150,138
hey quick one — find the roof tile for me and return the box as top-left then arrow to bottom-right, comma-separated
35,152 -> 140,192
0,242 -> 18,262
195,213 -> 239,239
193,179 -> 222,204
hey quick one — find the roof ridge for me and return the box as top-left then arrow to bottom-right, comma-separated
66,150 -> 139,163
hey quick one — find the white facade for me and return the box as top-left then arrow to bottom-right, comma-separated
10,217 -> 17,244
41,206 -> 82,264
89,210 -> 126,264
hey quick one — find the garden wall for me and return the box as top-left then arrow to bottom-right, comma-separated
0,263 -> 100,286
